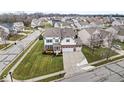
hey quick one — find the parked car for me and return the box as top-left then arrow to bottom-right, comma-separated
113,45 -> 122,50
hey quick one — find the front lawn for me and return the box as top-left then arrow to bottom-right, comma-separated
13,40 -> 63,80
82,46 -> 118,63
8,34 -> 25,41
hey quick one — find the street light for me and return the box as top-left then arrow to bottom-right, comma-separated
9,72 -> 13,82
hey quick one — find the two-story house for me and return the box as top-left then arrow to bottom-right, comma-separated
43,28 -> 82,54
78,28 -> 111,48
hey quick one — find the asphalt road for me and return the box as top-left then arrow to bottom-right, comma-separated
61,60 -> 124,82
0,30 -> 41,73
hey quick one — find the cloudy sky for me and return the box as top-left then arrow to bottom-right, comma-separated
0,0 -> 124,14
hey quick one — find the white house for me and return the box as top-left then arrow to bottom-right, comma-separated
112,20 -> 124,26
0,25 -> 10,42
13,22 -> 24,32
43,28 -> 82,54
31,19 -> 39,28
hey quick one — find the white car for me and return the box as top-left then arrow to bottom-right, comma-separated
113,45 -> 122,50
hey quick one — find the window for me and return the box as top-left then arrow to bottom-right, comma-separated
55,39 -> 59,43
66,39 -> 70,42
46,39 -> 52,43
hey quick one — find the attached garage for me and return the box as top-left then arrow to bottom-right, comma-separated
62,48 -> 74,52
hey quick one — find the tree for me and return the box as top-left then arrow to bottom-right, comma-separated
105,33 -> 115,61
89,33 -> 103,53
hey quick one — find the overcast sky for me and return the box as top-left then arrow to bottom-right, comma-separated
0,0 -> 124,14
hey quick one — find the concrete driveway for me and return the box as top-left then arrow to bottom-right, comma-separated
63,51 -> 94,78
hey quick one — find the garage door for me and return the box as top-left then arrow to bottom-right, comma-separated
62,48 -> 74,52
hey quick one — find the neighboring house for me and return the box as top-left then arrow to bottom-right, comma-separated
43,28 -> 82,54
78,21 -> 89,29
13,22 -> 24,32
52,19 -> 62,28
61,22 -> 74,28
78,28 -> 111,47
54,22 -> 62,28
1,23 -> 15,35
114,26 -> 124,42
105,27 -> 119,35
0,25 -> 10,42
73,19 -> 81,29
31,19 -> 40,28
112,20 -> 124,26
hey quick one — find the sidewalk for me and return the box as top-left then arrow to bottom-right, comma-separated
4,40 -> 39,82
90,54 -> 123,66
5,70 -> 65,82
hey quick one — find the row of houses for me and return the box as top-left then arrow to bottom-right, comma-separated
78,25 -> 124,48
41,16 -> 124,53
0,22 -> 25,42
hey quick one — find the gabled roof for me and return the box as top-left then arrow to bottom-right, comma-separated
84,27 -> 110,39
114,26 -> 124,36
0,25 -> 10,34
43,28 -> 76,38
0,23 -> 13,31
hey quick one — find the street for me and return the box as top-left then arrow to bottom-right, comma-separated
0,30 -> 41,73
61,59 -> 124,82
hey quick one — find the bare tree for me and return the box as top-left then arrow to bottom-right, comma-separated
89,33 -> 103,53
105,33 -> 115,61
1,31 -> 7,46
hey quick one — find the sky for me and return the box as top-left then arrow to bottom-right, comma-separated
0,0 -> 124,14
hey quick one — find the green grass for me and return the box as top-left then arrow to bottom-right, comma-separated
0,40 -> 36,80
113,40 -> 124,50
44,22 -> 53,28
22,31 -> 33,34
13,40 -> 63,80
0,44 -> 9,49
82,46 -> 118,63
93,55 -> 124,66
3,44 -> 13,50
37,73 -> 65,82
8,34 -> 25,41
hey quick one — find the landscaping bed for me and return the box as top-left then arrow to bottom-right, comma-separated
13,40 -> 63,80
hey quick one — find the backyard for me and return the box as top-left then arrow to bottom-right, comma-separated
82,46 -> 118,63
13,40 -> 63,80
